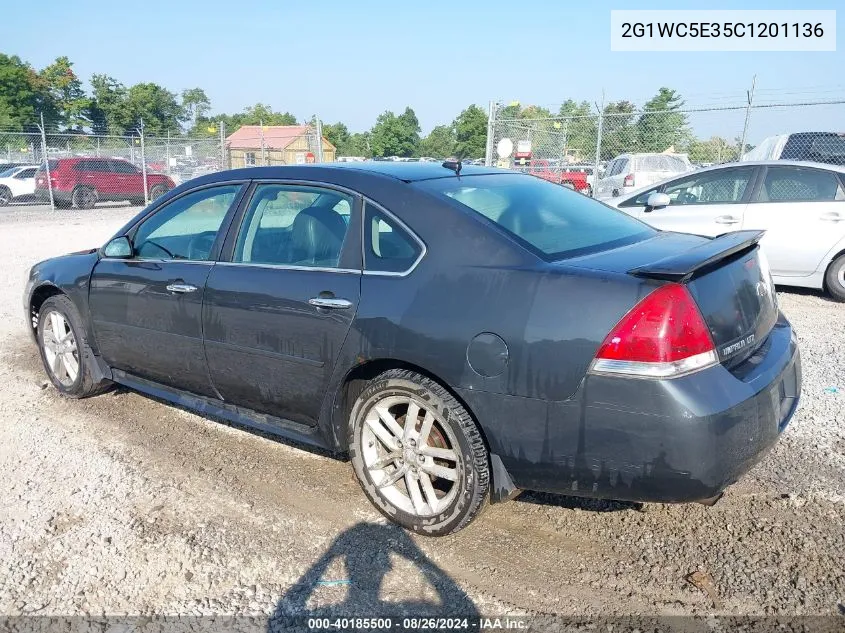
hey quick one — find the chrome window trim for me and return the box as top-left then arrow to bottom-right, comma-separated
216,261 -> 360,275
103,258 -> 215,265
362,198 -> 427,278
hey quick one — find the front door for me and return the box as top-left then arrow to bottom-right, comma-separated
203,182 -> 361,427
742,164 -> 845,277
640,166 -> 757,237
89,183 -> 246,396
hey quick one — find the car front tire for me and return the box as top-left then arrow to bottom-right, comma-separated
36,295 -> 111,398
348,369 -> 489,536
825,254 -> 845,302
0,186 -> 11,206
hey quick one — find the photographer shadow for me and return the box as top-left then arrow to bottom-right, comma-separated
268,522 -> 478,631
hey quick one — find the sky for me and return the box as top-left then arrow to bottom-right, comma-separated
3,0 -> 843,143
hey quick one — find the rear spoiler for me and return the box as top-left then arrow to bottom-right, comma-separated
628,230 -> 765,283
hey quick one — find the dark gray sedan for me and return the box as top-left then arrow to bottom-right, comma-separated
25,162 -> 801,535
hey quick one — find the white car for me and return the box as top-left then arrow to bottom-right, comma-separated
0,165 -> 38,206
608,160 -> 845,300
594,153 -> 692,199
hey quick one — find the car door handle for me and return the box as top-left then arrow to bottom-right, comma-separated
166,283 -> 198,294
820,212 -> 844,222
714,215 -> 741,225
309,297 -> 352,309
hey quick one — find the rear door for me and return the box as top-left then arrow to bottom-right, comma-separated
639,166 -> 757,237
11,167 -> 37,197
742,165 -> 845,277
203,182 -> 362,427
110,160 -> 143,197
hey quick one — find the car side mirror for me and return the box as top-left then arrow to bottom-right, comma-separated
103,236 -> 133,258
645,192 -> 670,212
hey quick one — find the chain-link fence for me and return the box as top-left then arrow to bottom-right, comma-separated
486,100 -> 845,198
0,119 -> 332,209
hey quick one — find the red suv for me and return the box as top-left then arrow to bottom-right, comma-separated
35,158 -> 175,209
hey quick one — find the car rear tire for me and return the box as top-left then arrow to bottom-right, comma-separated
824,254 -> 845,302
0,186 -> 11,206
562,181 -> 575,190
72,186 -> 97,209
149,184 -> 168,201
348,369 -> 489,536
36,295 -> 111,398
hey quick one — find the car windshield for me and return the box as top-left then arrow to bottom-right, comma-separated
0,167 -> 16,178
417,174 -> 655,260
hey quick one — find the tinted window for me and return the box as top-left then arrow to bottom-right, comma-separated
75,160 -> 110,172
133,185 -> 242,260
234,184 -> 352,268
0,168 -> 16,178
636,155 -> 689,172
608,159 -> 627,176
418,174 -> 655,260
16,168 -> 37,179
759,166 -> 845,202
364,203 -> 422,273
663,167 -> 754,205
110,160 -> 138,174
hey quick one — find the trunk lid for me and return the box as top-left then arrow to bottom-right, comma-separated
565,230 -> 779,366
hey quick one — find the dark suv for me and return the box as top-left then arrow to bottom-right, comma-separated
35,158 -> 175,208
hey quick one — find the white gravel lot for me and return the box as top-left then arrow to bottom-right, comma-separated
0,204 -> 843,627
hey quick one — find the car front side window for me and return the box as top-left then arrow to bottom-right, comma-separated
663,168 -> 754,206
234,184 -> 353,269
132,184 -> 243,261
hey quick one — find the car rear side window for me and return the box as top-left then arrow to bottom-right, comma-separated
364,203 -> 423,274
758,166 -> 845,202
234,184 -> 353,268
418,174 -> 655,260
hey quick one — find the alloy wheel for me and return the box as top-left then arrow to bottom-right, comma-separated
40,311 -> 79,387
360,395 -> 461,517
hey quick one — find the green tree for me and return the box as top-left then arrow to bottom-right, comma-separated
600,100 -> 637,159
39,56 -> 89,130
322,122 -> 351,154
453,105 -> 487,159
89,74 -> 130,135
556,100 -> 597,160
237,103 -> 298,127
0,54 -> 42,130
346,132 -> 371,157
636,87 -> 690,152
420,124 -> 456,158
688,136 -> 738,163
181,87 -> 210,128
370,107 -> 420,157
123,83 -> 185,136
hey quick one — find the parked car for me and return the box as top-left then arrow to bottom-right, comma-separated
0,165 -> 38,205
608,160 -> 845,300
34,158 -> 175,209
526,159 -> 591,194
595,153 -> 692,199
25,162 -> 800,535
742,132 -> 845,166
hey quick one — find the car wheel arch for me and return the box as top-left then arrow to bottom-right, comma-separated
28,283 -> 66,338
330,358 -> 491,454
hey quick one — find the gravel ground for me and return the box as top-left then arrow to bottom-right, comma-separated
0,204 -> 843,626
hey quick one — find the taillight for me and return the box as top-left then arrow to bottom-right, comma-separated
623,173 -> 635,187
590,284 -> 717,379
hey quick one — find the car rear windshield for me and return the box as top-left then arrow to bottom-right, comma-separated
37,160 -> 58,172
634,155 -> 689,172
417,174 -> 655,260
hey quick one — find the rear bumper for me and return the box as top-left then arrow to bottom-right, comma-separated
35,188 -> 72,203
459,315 -> 801,503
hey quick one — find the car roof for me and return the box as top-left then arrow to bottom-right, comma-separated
206,162 -> 507,184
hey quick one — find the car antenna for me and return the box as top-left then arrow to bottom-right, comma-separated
441,157 -> 462,177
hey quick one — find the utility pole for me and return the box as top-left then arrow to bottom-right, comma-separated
593,90 -> 605,198
314,116 -> 324,163
739,75 -> 756,159
38,112 -> 55,210
220,121 -> 226,170
259,120 -> 266,165
139,118 -> 148,204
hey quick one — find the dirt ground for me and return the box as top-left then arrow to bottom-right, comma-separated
0,205 -> 843,626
